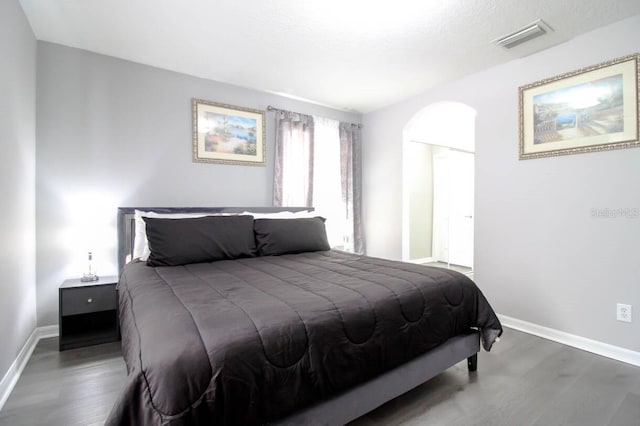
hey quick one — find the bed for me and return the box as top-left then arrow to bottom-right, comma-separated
107,207 -> 502,425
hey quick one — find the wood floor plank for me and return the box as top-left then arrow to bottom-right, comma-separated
0,329 -> 639,426
533,356 -> 639,426
349,330 -> 640,426
0,339 -> 125,426
608,392 -> 640,426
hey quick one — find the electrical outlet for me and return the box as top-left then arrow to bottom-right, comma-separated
616,304 -> 632,323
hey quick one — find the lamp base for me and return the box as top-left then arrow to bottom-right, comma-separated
81,273 -> 99,282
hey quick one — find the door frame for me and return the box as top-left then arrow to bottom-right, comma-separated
401,102 -> 477,265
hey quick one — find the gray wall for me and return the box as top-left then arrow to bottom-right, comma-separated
363,15 -> 640,352
0,0 -> 37,381
36,42 -> 360,326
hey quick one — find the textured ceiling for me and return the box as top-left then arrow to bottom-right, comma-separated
19,0 -> 640,113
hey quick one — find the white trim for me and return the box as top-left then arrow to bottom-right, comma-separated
0,325 -> 59,411
499,314 -> 640,367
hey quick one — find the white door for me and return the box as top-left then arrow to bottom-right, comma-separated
432,153 -> 450,263
447,151 -> 474,268
432,150 -> 474,268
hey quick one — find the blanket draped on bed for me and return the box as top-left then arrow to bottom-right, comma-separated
106,251 -> 502,425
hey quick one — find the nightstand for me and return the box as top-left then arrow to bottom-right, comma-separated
59,276 -> 120,351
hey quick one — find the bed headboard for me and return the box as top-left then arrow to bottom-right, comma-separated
117,207 -> 312,275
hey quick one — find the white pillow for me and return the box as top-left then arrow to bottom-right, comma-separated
242,210 -> 315,219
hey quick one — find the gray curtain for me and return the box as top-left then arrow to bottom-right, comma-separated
339,123 -> 364,254
273,110 -> 314,207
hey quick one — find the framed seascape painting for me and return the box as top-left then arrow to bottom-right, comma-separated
192,99 -> 265,165
519,54 -> 639,160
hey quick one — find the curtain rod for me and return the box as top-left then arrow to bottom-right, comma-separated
266,105 -> 362,128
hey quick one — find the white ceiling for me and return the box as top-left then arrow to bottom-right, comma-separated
19,0 -> 640,113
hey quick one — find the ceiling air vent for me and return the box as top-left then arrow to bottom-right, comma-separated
494,19 -> 552,49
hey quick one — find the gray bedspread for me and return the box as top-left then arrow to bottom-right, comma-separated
106,250 -> 502,425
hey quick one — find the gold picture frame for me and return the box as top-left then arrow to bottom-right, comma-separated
192,99 -> 265,166
519,53 -> 639,160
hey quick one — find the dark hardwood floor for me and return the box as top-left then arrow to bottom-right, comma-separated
0,338 -> 125,426
0,328 -> 638,425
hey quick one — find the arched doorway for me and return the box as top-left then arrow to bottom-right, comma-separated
402,102 -> 477,273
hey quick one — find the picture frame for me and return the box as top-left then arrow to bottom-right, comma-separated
519,53 -> 639,160
192,99 -> 265,166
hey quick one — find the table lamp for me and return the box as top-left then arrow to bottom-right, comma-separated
81,251 -> 99,282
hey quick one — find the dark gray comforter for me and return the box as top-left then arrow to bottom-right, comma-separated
106,250 -> 502,425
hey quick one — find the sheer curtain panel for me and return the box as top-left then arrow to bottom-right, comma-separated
273,110 -> 314,207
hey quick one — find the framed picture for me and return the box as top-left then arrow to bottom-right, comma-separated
519,54 -> 639,160
192,99 -> 265,165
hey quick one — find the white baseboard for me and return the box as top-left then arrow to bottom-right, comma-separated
498,314 -> 640,367
0,325 -> 59,411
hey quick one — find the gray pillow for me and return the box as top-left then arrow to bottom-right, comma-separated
254,217 -> 331,256
144,215 -> 256,266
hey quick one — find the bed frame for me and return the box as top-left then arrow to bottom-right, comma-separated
116,207 -> 480,425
